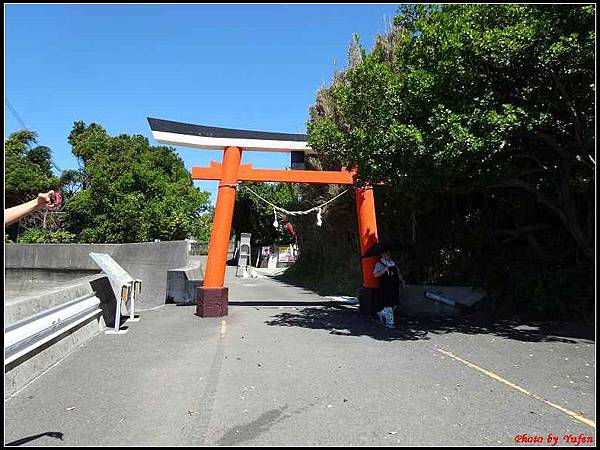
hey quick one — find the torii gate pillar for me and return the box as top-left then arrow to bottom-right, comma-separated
196,146 -> 242,317
355,187 -> 380,315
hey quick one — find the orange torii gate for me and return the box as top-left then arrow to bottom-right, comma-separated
148,118 -> 380,317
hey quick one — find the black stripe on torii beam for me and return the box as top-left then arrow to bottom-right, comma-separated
148,117 -> 307,142
147,117 -> 313,153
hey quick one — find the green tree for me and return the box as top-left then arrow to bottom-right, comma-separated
4,130 -> 58,207
301,4 -> 595,317
4,130 -> 62,241
191,208 -> 214,243
58,168 -> 86,198
64,122 -> 211,243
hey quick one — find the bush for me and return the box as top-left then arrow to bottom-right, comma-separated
17,229 -> 76,244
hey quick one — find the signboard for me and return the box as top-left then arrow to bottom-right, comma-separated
259,246 -> 277,268
277,245 -> 296,263
89,252 -> 132,284
89,252 -> 142,333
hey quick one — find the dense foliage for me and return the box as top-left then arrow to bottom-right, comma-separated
17,229 -> 76,244
4,130 -> 63,241
5,130 -> 58,208
5,123 -> 213,244
63,122 -> 212,243
290,4 -> 595,319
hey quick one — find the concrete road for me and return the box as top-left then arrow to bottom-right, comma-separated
4,268 -> 596,446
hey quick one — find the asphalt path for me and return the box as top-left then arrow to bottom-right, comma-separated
4,267 -> 595,446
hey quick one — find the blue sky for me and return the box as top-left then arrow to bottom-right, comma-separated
5,4 -> 400,203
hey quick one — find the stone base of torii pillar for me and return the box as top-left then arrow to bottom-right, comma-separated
196,287 -> 228,318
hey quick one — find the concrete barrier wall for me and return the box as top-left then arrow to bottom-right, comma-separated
166,255 -> 207,304
5,315 -> 101,399
5,241 -> 190,310
6,268 -> 101,287
4,273 -> 107,399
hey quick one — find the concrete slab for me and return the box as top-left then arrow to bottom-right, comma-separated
398,285 -> 488,318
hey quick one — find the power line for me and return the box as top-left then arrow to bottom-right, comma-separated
5,97 -> 63,174
50,160 -> 63,174
5,97 -> 28,129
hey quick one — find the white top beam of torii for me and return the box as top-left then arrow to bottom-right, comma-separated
147,117 -> 315,154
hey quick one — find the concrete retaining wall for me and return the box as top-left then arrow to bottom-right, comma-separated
4,241 -> 193,397
397,285 -> 488,318
4,274 -> 106,399
5,316 -> 101,399
5,268 -> 101,291
5,241 -> 190,310
5,274 -> 105,326
166,255 -> 207,305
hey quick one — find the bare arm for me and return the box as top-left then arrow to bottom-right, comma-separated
5,191 -> 59,227
5,199 -> 41,227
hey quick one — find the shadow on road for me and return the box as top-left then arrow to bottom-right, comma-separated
6,432 -> 64,446
214,402 -> 317,446
229,300 -> 342,307
215,407 -> 288,446
264,306 -> 594,343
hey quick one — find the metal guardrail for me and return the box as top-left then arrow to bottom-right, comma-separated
5,292 -> 102,365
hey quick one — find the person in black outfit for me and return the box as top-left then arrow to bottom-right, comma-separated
373,250 -> 406,328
